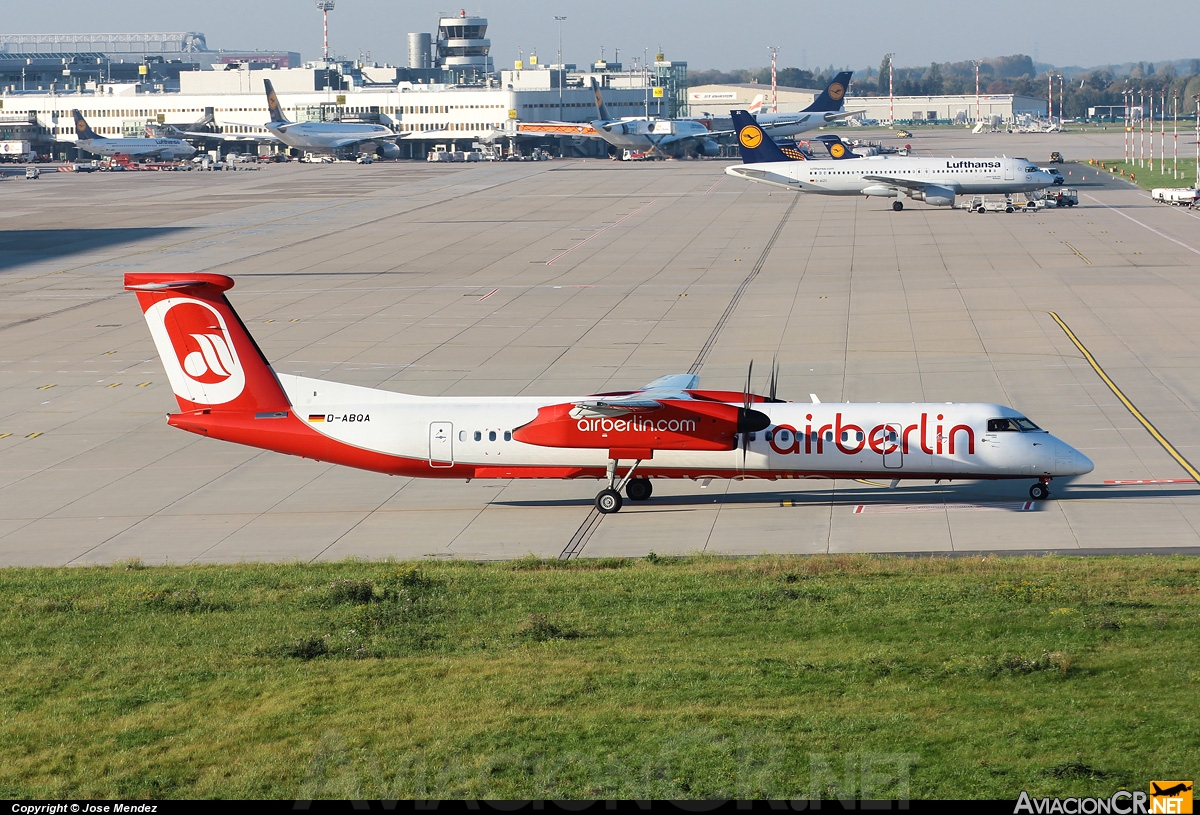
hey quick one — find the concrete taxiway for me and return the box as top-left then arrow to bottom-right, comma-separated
2,127 -> 1200,564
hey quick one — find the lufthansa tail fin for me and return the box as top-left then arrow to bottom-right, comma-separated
263,78 -> 289,124
813,134 -> 859,160
590,77 -> 612,121
804,71 -> 852,113
731,110 -> 796,164
125,273 -> 290,417
71,110 -> 100,141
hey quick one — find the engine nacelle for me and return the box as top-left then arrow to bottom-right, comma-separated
696,139 -> 720,157
861,184 -> 898,198
909,185 -> 955,207
376,142 -> 401,160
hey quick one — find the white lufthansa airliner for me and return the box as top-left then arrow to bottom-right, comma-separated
260,79 -> 401,158
125,273 -> 1093,514
700,72 -> 861,138
725,110 -> 1057,210
69,111 -> 196,160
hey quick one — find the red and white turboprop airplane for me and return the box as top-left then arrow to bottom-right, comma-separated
127,273 -> 1094,513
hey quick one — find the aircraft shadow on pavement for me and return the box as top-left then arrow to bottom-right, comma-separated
0,227 -> 192,273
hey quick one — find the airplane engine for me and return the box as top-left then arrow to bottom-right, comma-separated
909,185 -> 956,207
861,185 -> 898,198
376,142 -> 401,160
696,140 -> 720,157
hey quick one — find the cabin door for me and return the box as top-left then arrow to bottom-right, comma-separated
429,422 -> 454,468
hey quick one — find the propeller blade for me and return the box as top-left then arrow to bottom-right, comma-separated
767,354 -> 779,402
742,360 -> 753,471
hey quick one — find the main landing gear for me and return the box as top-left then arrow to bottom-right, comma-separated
1029,477 -> 1052,501
892,201 -> 904,212
595,459 -> 651,514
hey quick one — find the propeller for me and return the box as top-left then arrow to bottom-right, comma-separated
766,354 -> 780,403
736,360 -> 772,471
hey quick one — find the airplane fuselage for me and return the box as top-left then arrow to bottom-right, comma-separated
266,120 -> 395,152
189,372 -> 1093,483
728,155 -> 1054,199
75,137 -> 196,160
591,118 -> 717,154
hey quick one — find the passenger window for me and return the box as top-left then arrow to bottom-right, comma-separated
887,430 -> 898,442
856,431 -> 864,442
458,430 -> 467,441
748,432 -> 757,441
473,431 -> 482,441
779,430 -> 791,444
765,430 -> 774,442
488,431 -> 497,442
824,431 -> 833,442
841,431 -> 849,442
504,430 -> 512,441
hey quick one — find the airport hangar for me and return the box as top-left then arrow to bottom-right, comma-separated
688,83 -> 1048,124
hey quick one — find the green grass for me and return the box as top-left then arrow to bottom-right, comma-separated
1091,158 -> 1199,191
1,555 -> 1197,799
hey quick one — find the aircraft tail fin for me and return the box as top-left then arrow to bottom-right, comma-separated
747,95 -> 763,115
71,110 -> 100,141
125,273 -> 290,417
813,133 -> 859,160
590,77 -> 612,121
804,71 -> 852,113
263,78 -> 289,124
731,110 -> 797,164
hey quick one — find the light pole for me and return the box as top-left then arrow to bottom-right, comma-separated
554,16 -> 566,120
769,46 -> 780,113
972,59 -> 981,122
315,1 -> 335,61
885,53 -> 894,125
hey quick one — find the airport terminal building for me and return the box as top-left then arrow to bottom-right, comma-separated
0,63 -> 660,160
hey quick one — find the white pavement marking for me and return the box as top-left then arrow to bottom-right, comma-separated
1082,193 -> 1200,256
853,502 -> 1035,514
544,201 -> 655,265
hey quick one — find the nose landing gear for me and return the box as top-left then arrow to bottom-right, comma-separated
1029,477 -> 1052,501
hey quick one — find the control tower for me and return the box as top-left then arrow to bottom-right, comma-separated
435,10 -> 491,82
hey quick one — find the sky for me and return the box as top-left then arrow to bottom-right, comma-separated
3,0 -> 1196,74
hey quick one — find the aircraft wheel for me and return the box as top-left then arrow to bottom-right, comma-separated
1006,206 -> 1014,213
596,488 -> 623,514
1029,483 -> 1050,501
626,478 -> 653,502
892,201 -> 904,212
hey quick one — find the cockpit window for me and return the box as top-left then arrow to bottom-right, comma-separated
988,417 -> 1042,432
1025,165 -> 1039,173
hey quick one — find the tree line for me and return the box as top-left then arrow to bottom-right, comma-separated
691,57 -> 1200,119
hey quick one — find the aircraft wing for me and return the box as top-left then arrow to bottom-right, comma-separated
325,135 -> 396,149
572,374 -> 701,418
171,129 -> 276,143
861,174 -> 932,192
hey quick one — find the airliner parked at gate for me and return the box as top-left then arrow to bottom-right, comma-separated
126,273 -> 1093,513
725,110 -> 1056,210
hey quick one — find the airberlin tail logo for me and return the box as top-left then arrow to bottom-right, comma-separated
143,297 -> 246,405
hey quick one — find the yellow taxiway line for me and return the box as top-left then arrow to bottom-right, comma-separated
1049,311 -> 1200,483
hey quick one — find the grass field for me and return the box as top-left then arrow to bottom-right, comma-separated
2,555 -> 1197,800
1091,158 -> 1199,192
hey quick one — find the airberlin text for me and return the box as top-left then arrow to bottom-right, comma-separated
576,417 -> 697,434
770,412 -> 974,457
